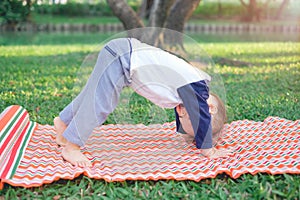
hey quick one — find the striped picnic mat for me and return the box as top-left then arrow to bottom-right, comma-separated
0,105 -> 299,189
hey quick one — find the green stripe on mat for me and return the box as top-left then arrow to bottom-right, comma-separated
0,107 -> 25,142
9,122 -> 36,179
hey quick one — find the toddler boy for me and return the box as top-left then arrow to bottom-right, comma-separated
54,38 -> 230,167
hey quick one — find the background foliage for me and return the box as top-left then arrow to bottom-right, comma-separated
0,0 -> 30,24
1,0 -> 299,26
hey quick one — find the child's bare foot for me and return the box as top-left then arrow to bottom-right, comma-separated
62,142 -> 92,167
54,117 -> 67,146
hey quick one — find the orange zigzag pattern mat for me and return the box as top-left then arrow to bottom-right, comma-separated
0,105 -> 299,189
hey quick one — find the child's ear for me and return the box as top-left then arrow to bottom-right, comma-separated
176,105 -> 185,117
209,103 -> 218,114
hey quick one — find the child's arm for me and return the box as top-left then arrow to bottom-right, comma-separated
177,81 -> 231,158
177,81 -> 213,149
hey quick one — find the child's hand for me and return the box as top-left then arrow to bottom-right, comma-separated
181,134 -> 194,144
201,147 -> 231,159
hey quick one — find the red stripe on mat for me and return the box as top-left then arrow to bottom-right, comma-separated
1,122 -> 30,178
0,111 -> 27,154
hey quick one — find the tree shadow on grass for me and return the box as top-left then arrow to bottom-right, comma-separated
213,50 -> 300,67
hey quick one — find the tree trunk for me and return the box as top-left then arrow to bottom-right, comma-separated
138,0 -> 153,19
240,0 -> 251,21
275,0 -> 290,19
106,0 -> 144,31
106,0 -> 201,50
25,0 -> 32,22
248,0 -> 257,21
164,0 -> 201,49
148,0 -> 175,27
217,0 -> 222,18
142,0 -> 175,45
240,0 -> 266,22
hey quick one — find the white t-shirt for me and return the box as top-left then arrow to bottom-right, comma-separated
129,38 -> 211,108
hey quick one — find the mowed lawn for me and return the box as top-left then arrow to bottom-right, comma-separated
0,33 -> 299,199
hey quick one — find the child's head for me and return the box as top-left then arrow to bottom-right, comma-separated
176,93 -> 227,144
207,93 -> 227,144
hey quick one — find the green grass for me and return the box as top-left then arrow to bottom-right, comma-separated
0,33 -> 299,199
